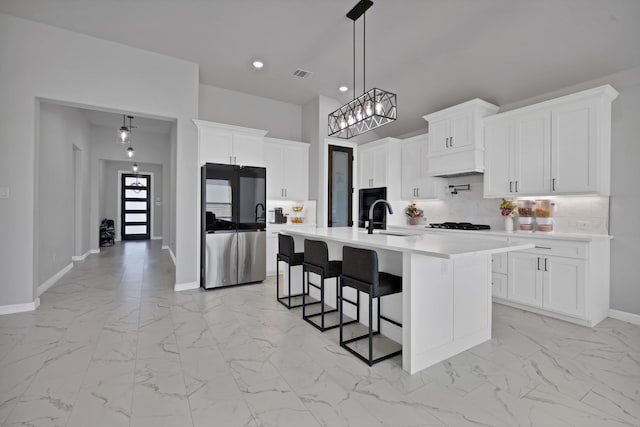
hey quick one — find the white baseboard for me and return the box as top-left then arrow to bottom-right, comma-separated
0,298 -> 40,315
164,247 -> 176,265
174,281 -> 199,292
608,309 -> 640,326
151,236 -> 162,240
38,263 -> 73,296
72,249 -> 100,261
72,251 -> 90,261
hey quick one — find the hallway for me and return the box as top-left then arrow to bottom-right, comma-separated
0,241 -> 639,426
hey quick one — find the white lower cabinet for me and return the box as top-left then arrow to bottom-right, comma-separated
492,236 -> 609,327
543,256 -> 586,317
491,272 -> 508,299
508,252 -> 543,307
266,231 -> 279,275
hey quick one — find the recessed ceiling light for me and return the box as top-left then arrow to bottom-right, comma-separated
252,60 -> 264,69
339,86 -> 349,92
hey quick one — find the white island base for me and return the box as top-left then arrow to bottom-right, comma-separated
282,228 -> 533,374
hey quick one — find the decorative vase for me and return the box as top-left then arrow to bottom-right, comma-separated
409,217 -> 419,226
504,216 -> 514,233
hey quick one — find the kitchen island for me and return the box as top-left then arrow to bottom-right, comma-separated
282,226 -> 534,374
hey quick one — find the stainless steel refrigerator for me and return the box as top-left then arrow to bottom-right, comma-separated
201,163 -> 266,289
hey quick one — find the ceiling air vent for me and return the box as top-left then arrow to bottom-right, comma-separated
293,69 -> 312,78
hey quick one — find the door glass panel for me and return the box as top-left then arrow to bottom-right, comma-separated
331,150 -> 349,226
125,213 -> 147,222
125,176 -> 147,186
125,225 -> 147,234
125,201 -> 147,210
125,189 -> 147,199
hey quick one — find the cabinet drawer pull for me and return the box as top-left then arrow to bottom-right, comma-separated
544,258 -> 548,271
552,178 -> 556,191
535,245 -> 552,250
515,181 -> 519,192
509,181 -> 513,193
537,257 -> 541,271
450,136 -> 453,147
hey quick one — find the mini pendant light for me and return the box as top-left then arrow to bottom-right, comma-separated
328,0 -> 397,139
127,146 -> 135,158
132,163 -> 139,173
119,115 -> 133,144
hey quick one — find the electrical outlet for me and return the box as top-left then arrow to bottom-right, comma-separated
577,220 -> 593,231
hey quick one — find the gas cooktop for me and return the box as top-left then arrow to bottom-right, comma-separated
428,222 -> 491,230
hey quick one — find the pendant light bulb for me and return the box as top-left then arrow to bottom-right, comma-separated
127,146 -> 135,158
355,106 -> 363,121
119,127 -> 129,144
339,115 -> 347,129
347,113 -> 355,126
365,101 -> 373,116
132,163 -> 139,173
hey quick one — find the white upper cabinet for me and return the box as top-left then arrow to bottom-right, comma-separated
193,120 -> 267,167
263,137 -> 308,201
422,99 -> 499,176
483,85 -> 618,197
359,143 -> 388,189
357,137 -> 402,198
484,111 -> 551,197
401,134 -> 446,200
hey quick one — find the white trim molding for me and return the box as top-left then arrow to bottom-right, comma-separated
608,309 -> 640,326
174,281 -> 198,292
72,249 -> 100,261
38,263 -> 73,296
151,236 -> 163,240
164,246 -> 176,266
0,298 -> 40,315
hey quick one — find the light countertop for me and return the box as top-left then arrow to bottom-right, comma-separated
388,225 -> 613,242
281,226 -> 534,259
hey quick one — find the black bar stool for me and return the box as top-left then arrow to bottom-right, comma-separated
303,239 -> 357,331
340,246 -> 402,366
276,234 -> 319,309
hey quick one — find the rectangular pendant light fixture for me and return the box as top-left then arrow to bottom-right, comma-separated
328,0 -> 397,139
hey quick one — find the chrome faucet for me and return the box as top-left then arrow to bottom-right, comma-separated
368,199 -> 393,234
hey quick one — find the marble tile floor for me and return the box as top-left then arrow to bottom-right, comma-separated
0,240 -> 639,426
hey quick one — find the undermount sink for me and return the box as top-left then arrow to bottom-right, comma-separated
377,231 -> 420,237
358,230 -> 419,237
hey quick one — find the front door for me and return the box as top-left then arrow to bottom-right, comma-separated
121,173 -> 151,240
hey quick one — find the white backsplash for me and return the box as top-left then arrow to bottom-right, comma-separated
387,175 -> 610,234
266,199 -> 317,225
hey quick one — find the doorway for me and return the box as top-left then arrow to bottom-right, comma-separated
328,145 -> 353,227
121,173 -> 151,240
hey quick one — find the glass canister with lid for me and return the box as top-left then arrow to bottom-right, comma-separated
517,200 -> 534,232
535,199 -> 554,232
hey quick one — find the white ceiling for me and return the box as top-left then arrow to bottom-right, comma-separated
3,0 -> 640,137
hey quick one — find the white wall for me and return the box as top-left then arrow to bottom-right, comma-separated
91,125 -> 171,245
37,102 -> 91,285
199,84 -> 302,141
0,13 -> 199,308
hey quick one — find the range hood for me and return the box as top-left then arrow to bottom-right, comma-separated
426,148 -> 486,178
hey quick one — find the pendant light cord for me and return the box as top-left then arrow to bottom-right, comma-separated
363,11 -> 366,93
353,19 -> 356,100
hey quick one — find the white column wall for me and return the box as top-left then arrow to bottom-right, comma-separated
0,13 -> 199,307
